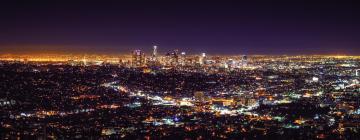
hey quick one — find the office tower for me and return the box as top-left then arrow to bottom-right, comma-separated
172,50 -> 179,65
166,50 -> 179,66
152,45 -> 158,62
132,50 -> 145,67
199,53 -> 206,65
153,46 -> 157,57
227,59 -> 236,68
180,52 -> 186,66
242,55 -> 248,66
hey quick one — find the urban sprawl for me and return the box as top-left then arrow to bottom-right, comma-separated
1,46 -> 360,139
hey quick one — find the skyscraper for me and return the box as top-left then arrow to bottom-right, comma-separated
199,53 -> 206,65
152,46 -> 158,60
132,50 -> 145,67
242,55 -> 248,66
171,50 -> 179,66
180,52 -> 186,66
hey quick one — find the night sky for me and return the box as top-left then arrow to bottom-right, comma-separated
0,1 -> 359,55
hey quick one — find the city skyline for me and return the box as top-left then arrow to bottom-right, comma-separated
1,1 -> 360,55
2,1 -> 360,139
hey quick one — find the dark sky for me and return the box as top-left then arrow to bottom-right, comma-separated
0,0 -> 359,55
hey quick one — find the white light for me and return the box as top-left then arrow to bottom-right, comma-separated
312,77 -> 319,82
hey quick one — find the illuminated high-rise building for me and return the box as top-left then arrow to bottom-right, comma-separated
356,69 -> 360,77
165,49 -> 179,66
173,50 -> 179,65
152,45 -> 158,61
199,53 -> 206,65
179,52 -> 186,66
227,59 -> 236,69
148,45 -> 160,66
132,50 -> 145,67
153,46 -> 157,56
242,55 -> 248,66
